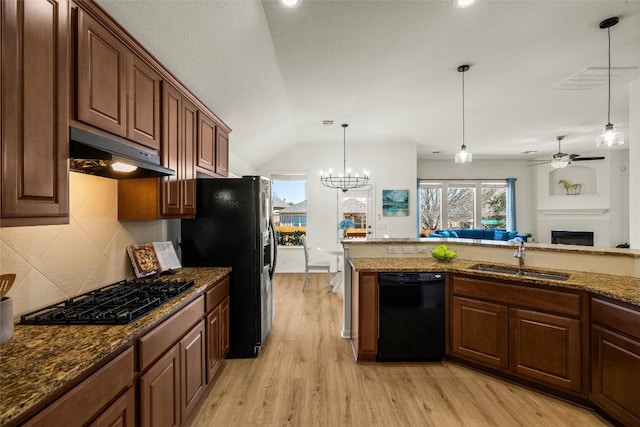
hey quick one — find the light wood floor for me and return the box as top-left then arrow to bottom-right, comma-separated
188,273 -> 611,426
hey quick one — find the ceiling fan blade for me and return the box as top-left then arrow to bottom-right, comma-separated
571,157 -> 605,161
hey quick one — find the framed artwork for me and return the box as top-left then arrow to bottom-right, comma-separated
382,189 -> 409,216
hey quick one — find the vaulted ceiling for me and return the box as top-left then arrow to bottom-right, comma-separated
97,0 -> 640,169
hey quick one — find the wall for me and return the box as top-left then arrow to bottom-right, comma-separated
256,140 -> 418,273
0,173 -> 167,318
631,79 -> 640,249
416,159 -> 537,238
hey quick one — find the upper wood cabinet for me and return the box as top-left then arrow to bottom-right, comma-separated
1,0 -> 70,227
160,82 -> 196,218
76,9 -> 161,150
197,112 -> 229,178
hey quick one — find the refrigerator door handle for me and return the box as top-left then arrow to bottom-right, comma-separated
268,219 -> 277,281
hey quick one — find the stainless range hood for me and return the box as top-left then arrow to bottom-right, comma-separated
69,127 -> 175,179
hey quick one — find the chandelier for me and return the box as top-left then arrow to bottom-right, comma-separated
320,124 -> 369,192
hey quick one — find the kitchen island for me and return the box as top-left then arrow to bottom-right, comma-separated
0,267 -> 230,426
345,238 -> 640,427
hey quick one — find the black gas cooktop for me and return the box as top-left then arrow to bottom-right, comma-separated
20,277 -> 195,325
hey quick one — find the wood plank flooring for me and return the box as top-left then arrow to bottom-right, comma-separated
188,273 -> 611,426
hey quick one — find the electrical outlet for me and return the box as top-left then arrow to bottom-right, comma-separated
387,246 -> 399,254
402,246 -> 415,254
416,246 -> 427,254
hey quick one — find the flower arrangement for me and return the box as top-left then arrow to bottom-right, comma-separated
339,219 -> 355,230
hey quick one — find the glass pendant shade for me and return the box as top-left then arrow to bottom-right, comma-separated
550,158 -> 569,169
455,145 -> 472,163
596,123 -> 624,147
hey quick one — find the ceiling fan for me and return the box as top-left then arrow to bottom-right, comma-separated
527,136 -> 605,169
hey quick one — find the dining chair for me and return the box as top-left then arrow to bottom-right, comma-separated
301,235 -> 331,291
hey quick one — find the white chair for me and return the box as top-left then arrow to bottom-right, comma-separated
301,235 -> 331,291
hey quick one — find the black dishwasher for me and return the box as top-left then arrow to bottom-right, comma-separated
377,272 -> 445,362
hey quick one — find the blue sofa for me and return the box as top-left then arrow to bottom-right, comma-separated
428,228 -> 528,242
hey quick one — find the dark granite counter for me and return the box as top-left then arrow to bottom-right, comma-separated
0,267 -> 230,426
349,257 -> 640,308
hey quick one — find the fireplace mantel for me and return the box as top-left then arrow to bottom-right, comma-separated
538,208 -> 609,215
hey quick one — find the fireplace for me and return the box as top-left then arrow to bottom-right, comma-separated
551,231 -> 594,246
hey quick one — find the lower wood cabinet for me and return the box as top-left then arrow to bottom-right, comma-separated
25,347 -> 135,427
180,320 -> 206,423
510,308 -> 581,393
205,277 -> 231,381
140,343 -> 181,427
591,297 -> 640,427
451,296 -> 508,369
449,275 -> 585,396
350,269 -> 378,362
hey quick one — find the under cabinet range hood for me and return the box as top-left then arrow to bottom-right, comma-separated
69,127 -> 175,179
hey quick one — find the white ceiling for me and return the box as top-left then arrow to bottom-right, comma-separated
96,0 -> 640,169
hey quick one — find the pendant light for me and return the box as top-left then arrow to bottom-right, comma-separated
455,65 -> 472,163
596,17 -> 624,148
320,124 -> 369,192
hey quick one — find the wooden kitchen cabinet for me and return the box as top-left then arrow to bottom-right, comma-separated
205,276 -> 230,382
449,275 -> 586,396
510,307 -> 582,393
1,0 -> 69,227
77,9 -> 161,150
451,296 -> 508,369
350,268 -> 378,362
140,343 -> 181,427
591,297 -> 640,427
138,297 -> 205,427
197,111 -> 229,177
179,320 -> 206,424
118,82 -> 196,220
25,347 -> 135,427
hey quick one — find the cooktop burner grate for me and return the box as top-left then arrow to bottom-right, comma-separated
20,278 -> 195,325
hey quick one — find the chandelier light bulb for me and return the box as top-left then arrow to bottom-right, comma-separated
453,0 -> 475,8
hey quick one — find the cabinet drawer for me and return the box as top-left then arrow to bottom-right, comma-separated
452,276 -> 581,317
25,347 -> 134,427
206,276 -> 230,313
139,296 -> 204,372
592,298 -> 640,341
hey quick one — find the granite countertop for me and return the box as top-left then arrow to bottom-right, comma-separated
0,267 -> 231,426
349,257 -> 640,308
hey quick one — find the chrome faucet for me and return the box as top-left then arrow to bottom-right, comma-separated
514,240 -> 525,272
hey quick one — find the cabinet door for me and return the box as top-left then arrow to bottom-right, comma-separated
220,296 -> 230,358
77,9 -> 127,137
592,325 -> 640,427
89,387 -> 135,427
196,111 -> 216,174
161,82 -> 182,217
206,305 -> 221,382
140,344 -> 180,427
1,0 -> 69,225
510,308 -> 582,393
451,296 -> 508,369
180,320 -> 206,424
358,272 -> 378,361
127,53 -> 161,149
181,97 -> 197,216
215,127 -> 229,177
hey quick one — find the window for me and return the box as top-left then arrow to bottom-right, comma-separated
271,174 -> 307,246
418,179 -> 515,235
342,194 -> 368,238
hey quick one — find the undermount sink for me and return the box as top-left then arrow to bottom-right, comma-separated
470,264 -> 569,281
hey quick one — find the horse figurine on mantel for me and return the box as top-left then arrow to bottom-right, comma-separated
559,179 -> 581,195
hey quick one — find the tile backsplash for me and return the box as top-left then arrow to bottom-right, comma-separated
0,172 -> 167,319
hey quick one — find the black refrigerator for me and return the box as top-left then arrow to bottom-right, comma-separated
181,176 -> 277,358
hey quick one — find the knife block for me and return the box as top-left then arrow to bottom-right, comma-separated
0,297 -> 13,345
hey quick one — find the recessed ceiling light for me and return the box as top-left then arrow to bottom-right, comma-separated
432,151 -> 444,154
322,120 -> 334,126
279,0 -> 302,8
453,0 -> 475,9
